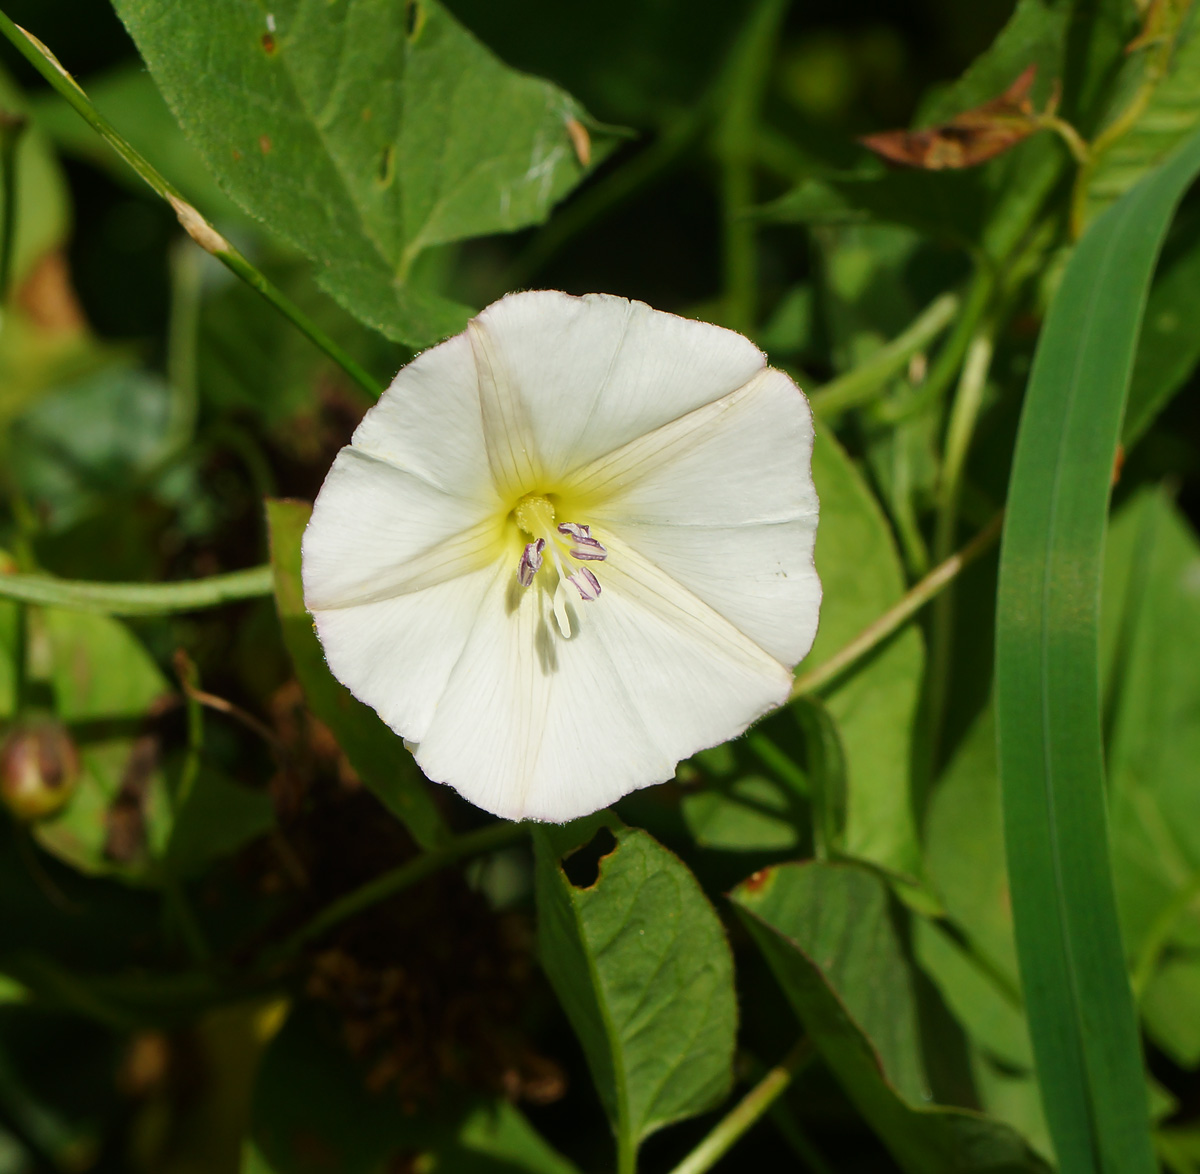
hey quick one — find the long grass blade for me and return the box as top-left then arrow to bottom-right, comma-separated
996,128 -> 1200,1174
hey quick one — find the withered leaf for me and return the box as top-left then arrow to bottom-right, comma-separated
859,65 -> 1041,170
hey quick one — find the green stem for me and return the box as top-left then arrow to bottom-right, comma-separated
871,267 -> 994,426
668,1040 -> 813,1174
0,12 -> 382,399
926,327 -> 995,763
715,0 -> 789,334
809,292 -> 960,421
0,565 -> 274,614
790,513 -> 1003,700
270,822 -> 530,958
0,106 -> 26,304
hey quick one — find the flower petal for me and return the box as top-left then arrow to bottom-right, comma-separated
310,565 -> 501,743
471,291 -> 767,482
303,448 -> 498,611
350,329 -> 497,508
583,367 -> 821,665
411,542 -> 791,822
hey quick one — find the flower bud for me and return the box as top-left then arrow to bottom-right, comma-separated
0,718 -> 80,821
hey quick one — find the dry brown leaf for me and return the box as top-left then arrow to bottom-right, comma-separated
858,65 -> 1042,170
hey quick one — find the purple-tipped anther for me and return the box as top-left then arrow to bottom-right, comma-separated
568,566 -> 601,601
517,538 -> 545,587
558,522 -> 607,561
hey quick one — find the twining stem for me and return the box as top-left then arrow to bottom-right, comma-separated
269,822 -> 530,960
715,0 -> 790,334
790,513 -> 1004,700
0,105 -> 26,304
0,12 -> 383,399
667,1039 -> 813,1174
809,291 -> 960,421
0,565 -> 274,614
926,326 -> 996,761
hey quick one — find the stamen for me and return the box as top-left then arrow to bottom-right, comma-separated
513,501 -> 607,626
568,566 -> 601,601
517,538 -> 545,587
558,522 -> 607,561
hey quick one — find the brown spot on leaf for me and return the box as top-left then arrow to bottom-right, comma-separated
565,118 -> 591,167
261,32 -> 276,53
259,134 -> 272,155
1112,444 -> 1125,486
742,868 -> 772,893
859,65 -> 1042,170
232,148 -> 243,162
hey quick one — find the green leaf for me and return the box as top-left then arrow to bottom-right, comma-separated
803,424 -> 926,888
791,694 -> 847,860
1100,488 -> 1200,1066
265,498 -> 447,850
1084,5 -> 1200,224
913,918 -> 1032,1071
33,736 -> 171,882
533,817 -> 736,1169
42,608 -> 169,723
10,364 -> 176,534
112,0 -> 619,347
731,861 -> 1051,1174
925,703 -> 1018,989
680,737 -> 808,853
995,126 -> 1200,1174
917,0 -> 1068,125
251,1002 -> 580,1174
29,62 -> 245,225
166,767 -> 274,878
1125,205 -> 1200,445
0,64 -> 71,290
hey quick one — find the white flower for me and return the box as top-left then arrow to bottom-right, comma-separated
301,291 -> 821,822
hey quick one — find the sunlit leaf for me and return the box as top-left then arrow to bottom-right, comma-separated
534,816 -> 736,1164
112,0 -> 620,347
732,860 -> 1051,1173
803,425 -> 927,890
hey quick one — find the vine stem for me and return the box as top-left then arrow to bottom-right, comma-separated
667,1039 -> 813,1174
0,11 -> 383,399
790,512 -> 1004,700
926,326 -> 996,762
0,565 -> 274,613
268,822 -> 530,960
715,0 -> 790,334
809,291 -> 960,421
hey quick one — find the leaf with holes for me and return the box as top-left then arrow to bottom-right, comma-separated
533,816 -> 736,1169
110,0 -> 620,347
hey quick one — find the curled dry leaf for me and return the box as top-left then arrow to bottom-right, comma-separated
859,65 -> 1042,170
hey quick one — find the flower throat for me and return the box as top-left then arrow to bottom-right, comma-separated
512,493 -> 607,638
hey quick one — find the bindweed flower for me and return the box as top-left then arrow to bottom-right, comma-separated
302,292 -> 820,822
